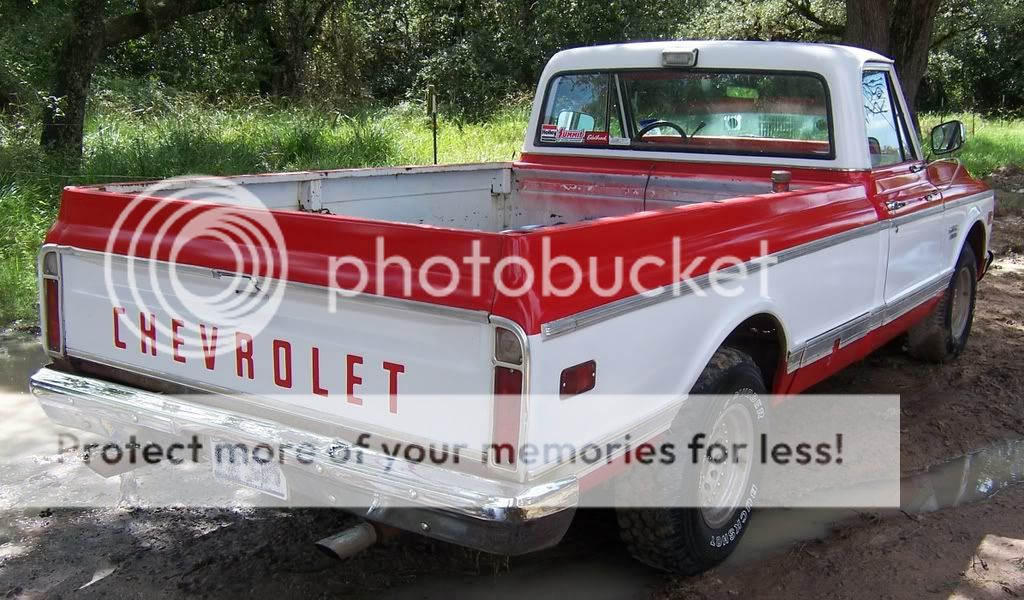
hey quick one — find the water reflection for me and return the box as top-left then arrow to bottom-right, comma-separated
0,333 -> 45,395
729,438 -> 1024,566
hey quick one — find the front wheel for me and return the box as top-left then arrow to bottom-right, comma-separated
615,347 -> 768,575
907,245 -> 978,363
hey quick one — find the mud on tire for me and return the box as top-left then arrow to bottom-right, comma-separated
615,347 -> 768,575
907,245 -> 978,363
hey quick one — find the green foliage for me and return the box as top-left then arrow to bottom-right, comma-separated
680,0 -> 843,41
920,113 -> 1024,177
920,0 -> 1024,115
0,95 -> 527,323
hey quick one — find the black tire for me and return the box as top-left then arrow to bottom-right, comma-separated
615,347 -> 768,575
907,245 -> 978,363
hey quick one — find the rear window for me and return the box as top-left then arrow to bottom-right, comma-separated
537,69 -> 833,159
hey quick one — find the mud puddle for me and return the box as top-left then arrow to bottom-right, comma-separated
727,438 -> 1024,567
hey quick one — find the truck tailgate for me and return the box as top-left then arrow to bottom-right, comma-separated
59,249 -> 497,449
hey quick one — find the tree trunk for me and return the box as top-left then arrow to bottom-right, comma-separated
842,0 -> 892,55
842,0 -> 940,111
888,0 -> 941,108
39,0 -> 107,157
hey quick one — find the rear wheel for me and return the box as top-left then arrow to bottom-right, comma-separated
907,245 -> 978,363
615,347 -> 768,575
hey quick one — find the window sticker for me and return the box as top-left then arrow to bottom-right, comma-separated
584,131 -> 610,145
609,136 -> 631,146
540,124 -> 558,142
557,129 -> 586,143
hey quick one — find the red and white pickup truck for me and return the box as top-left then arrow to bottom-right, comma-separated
31,41 -> 993,574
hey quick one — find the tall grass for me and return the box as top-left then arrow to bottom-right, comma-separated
920,113 -> 1024,178
0,101 -> 1020,326
0,99 -> 527,325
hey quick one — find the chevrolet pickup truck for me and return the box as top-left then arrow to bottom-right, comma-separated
30,41 -> 994,574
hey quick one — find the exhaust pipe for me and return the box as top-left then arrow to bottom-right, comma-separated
315,522 -> 378,560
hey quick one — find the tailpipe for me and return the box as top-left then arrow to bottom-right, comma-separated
315,522 -> 378,560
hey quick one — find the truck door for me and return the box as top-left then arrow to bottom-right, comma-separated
861,68 -> 944,304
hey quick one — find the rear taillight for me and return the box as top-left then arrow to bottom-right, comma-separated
492,367 -> 523,467
40,250 -> 63,354
491,324 -> 526,469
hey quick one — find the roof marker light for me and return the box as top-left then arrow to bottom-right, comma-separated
662,48 -> 699,68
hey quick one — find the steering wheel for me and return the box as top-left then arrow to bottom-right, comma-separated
635,120 -> 688,141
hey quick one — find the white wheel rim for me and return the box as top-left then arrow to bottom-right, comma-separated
698,392 -> 755,529
950,266 -> 972,339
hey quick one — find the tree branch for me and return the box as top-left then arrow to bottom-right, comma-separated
785,0 -> 843,36
103,0 -> 265,47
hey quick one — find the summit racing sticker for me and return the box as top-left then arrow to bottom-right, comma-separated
556,129 -> 586,143
540,124 -> 558,142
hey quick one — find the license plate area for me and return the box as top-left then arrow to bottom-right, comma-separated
210,438 -> 288,499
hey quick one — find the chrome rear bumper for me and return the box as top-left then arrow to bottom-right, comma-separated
29,367 -> 578,555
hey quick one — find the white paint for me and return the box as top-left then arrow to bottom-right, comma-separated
524,40 -> 892,170
59,251 -> 497,450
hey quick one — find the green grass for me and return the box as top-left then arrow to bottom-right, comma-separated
0,102 -> 1021,327
0,99 -> 527,325
919,113 -> 1024,179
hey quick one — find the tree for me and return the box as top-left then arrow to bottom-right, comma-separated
843,0 -> 941,108
254,0 -> 334,96
795,0 -> 942,107
40,0 -> 266,158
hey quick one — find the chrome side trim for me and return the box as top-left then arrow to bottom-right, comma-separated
943,190 -> 995,211
881,270 -> 952,324
540,189 -> 995,341
30,367 -> 579,522
541,220 -> 887,339
891,203 -> 944,228
785,270 -> 952,372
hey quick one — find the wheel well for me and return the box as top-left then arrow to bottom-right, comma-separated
965,221 -> 987,273
722,313 -> 786,392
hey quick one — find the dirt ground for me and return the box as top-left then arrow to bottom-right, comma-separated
0,185 -> 1022,598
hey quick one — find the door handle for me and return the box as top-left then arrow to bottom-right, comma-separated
885,200 -> 907,211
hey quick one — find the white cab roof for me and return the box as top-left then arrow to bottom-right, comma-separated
524,41 -> 902,171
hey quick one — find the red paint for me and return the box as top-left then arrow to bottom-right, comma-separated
44,154 -> 988,343
139,312 -> 157,356
312,347 -> 329,397
382,361 -> 405,414
235,332 -> 254,379
199,325 -> 218,370
112,307 -> 127,349
346,354 -> 364,405
171,318 -> 186,363
272,339 -> 293,389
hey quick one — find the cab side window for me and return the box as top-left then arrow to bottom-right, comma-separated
862,71 -> 915,167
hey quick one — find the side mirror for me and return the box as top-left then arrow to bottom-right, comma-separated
930,120 -> 965,155
556,110 -> 596,131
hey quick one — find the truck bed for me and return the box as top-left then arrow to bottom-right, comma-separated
97,161 -> 790,232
